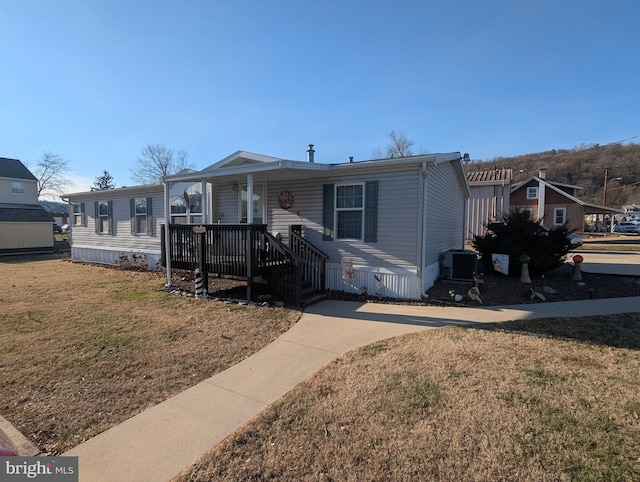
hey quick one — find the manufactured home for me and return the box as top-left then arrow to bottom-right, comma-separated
65,148 -> 470,303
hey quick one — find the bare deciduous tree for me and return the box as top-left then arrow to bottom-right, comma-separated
372,130 -> 424,159
32,151 -> 73,197
131,144 -> 195,185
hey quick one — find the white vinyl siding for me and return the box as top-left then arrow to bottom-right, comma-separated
70,189 -> 164,264
269,167 -> 419,272
424,162 -> 465,267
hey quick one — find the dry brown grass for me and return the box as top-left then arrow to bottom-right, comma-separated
0,256 -> 300,455
175,315 -> 640,482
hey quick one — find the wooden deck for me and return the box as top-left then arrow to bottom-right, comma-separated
161,224 -> 327,305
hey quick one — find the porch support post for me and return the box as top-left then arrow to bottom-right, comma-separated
247,174 -> 254,301
201,179 -> 208,222
246,174 -> 254,224
163,180 -> 172,287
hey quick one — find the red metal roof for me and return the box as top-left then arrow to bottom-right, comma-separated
466,169 -> 513,183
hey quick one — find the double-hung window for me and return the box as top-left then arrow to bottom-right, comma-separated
131,197 -> 152,234
336,184 -> 364,240
526,187 -> 538,199
95,201 -> 113,234
11,182 -> 24,195
323,181 -> 378,242
73,203 -> 85,226
553,207 -> 567,225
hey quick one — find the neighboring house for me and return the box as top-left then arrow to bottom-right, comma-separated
466,168 -> 512,238
64,148 -> 470,300
0,157 -> 55,255
510,169 -> 623,231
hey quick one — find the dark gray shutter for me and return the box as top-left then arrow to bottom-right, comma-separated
94,202 -> 99,234
322,184 -> 334,241
146,197 -> 153,235
107,201 -> 113,234
364,181 -> 378,243
80,202 -> 85,227
130,199 -> 136,235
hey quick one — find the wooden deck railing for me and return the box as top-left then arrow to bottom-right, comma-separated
261,232 -> 303,306
289,225 -> 328,292
162,223 -> 314,305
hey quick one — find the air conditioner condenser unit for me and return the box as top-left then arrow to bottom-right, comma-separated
441,250 -> 477,281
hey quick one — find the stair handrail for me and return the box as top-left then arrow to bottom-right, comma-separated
260,231 -> 303,305
289,229 -> 328,292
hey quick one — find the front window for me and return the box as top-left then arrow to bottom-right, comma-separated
336,184 -> 364,240
554,207 -> 567,225
170,192 -> 202,224
73,203 -> 84,226
526,187 -> 538,199
134,198 -> 147,234
98,201 -> 111,233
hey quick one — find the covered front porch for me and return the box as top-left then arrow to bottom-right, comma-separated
160,150 -> 332,305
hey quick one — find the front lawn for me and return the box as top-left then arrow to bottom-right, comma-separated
0,256 -> 300,454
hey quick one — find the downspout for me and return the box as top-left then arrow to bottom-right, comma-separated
61,196 -> 72,250
163,180 -> 172,287
461,196 -> 468,249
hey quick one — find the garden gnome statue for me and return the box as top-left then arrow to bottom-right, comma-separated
519,254 -> 531,283
571,254 -> 584,281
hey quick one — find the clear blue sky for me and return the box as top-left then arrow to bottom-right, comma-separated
2,0 -> 639,196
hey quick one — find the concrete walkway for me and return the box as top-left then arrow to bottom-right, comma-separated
65,293 -> 640,482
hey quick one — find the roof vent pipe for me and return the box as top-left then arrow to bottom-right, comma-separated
539,168 -> 546,179
349,156 -> 353,163
307,144 -> 315,163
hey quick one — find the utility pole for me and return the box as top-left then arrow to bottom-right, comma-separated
603,167 -> 609,206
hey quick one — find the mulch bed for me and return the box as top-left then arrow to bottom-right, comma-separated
423,263 -> 640,307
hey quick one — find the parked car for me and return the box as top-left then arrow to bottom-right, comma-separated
614,222 -> 640,234
567,232 -> 583,247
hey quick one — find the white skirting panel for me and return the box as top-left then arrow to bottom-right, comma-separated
423,260 -> 441,294
325,263 -> 422,300
72,245 -> 162,270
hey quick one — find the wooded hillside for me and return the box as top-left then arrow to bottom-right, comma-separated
466,143 -> 640,208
